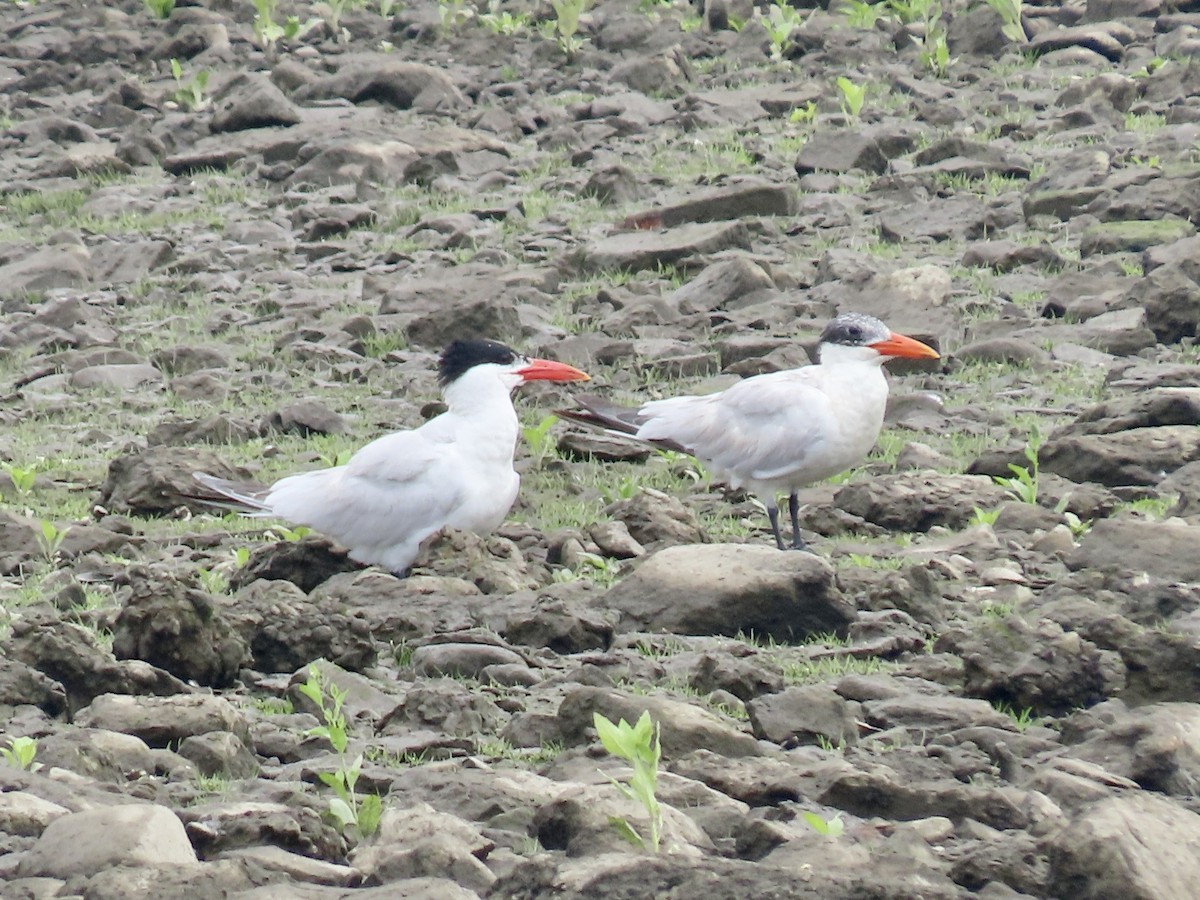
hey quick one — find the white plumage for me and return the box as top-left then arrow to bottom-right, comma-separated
561,314 -> 939,550
196,340 -> 588,575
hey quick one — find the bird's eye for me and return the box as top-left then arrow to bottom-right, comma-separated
847,326 -> 862,339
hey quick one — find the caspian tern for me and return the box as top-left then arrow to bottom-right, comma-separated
194,340 -> 589,575
559,313 -> 939,551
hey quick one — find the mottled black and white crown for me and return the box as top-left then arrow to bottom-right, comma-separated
818,313 -> 891,348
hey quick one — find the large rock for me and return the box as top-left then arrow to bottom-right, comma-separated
557,686 -> 764,759
76,693 -> 250,748
7,615 -> 191,714
112,566 -> 248,687
1066,519 -> 1200,582
1039,426 -> 1200,487
599,544 -> 854,640
350,802 -> 495,892
948,617 -> 1125,716
17,804 -> 197,878
834,473 -> 1007,532
97,446 -> 252,516
1046,793 -> 1200,899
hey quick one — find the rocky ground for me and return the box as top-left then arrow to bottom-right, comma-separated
2,0 -> 1200,897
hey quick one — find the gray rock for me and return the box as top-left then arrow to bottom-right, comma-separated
861,693 -> 1014,732
795,126 -> 916,175
603,487 -> 708,547
98,446 -> 252,516
17,804 -> 197,878
600,544 -> 854,641
210,72 -> 302,132
1037,426 -> 1200,487
219,846 -> 361,887
668,256 -> 776,315
377,678 -> 505,738
1067,518 -> 1200,582
294,56 -> 466,111
557,686 -> 765,758
226,578 -> 377,673
0,242 -> 92,301
229,535 -> 366,597
177,731 -> 261,779
179,799 -> 345,860
747,684 -> 859,748
7,615 -> 191,714
948,616 -> 1126,716
1080,218 -> 1195,256
1060,700 -> 1200,796
36,728 -> 158,783
411,642 -> 527,679
70,363 -> 163,391
0,791 -> 70,837
835,472 -> 1007,532
1058,388 -> 1200,435
580,221 -> 752,275
112,566 -> 248,687
1046,792 -> 1200,899
350,802 -> 495,892
586,521 -> 644,559
622,178 -> 796,230
1136,262 -> 1200,343
76,693 -> 250,748
0,656 -> 67,716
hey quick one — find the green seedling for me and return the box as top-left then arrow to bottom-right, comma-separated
801,810 -> 845,837
197,567 -> 230,595
270,524 -> 313,542
836,76 -> 866,117
593,711 -> 663,852
885,0 -> 936,23
36,520 -> 69,563
993,424 -> 1041,504
541,0 -> 588,58
253,0 -> 322,51
379,0 -> 397,14
764,0 -> 805,58
789,100 -> 817,125
479,0 -> 528,34
320,449 -> 353,468
170,58 -> 210,111
231,546 -> 252,568
318,0 -> 368,39
919,5 -> 953,77
1,736 -> 40,771
970,506 -> 1003,528
2,461 -> 37,496
839,0 -> 886,28
984,0 -> 1024,42
437,0 -> 474,32
298,666 -> 383,839
521,413 -> 560,464
143,0 -> 174,18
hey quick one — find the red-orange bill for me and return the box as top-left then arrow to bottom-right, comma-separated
869,332 -> 940,360
517,358 -> 590,382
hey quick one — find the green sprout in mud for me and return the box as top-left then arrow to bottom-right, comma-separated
170,58 -> 210,111
298,666 -> 384,840
1,736 -> 40,771
764,0 -> 805,59
143,0 -> 174,18
984,0 -> 1025,43
2,461 -> 37,496
994,425 -> 1042,504
836,77 -> 866,117
593,711 -> 663,852
540,0 -> 589,59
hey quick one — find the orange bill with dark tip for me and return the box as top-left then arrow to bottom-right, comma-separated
869,332 -> 940,360
516,358 -> 591,382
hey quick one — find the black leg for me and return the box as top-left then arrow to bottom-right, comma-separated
788,492 -> 806,550
767,503 -> 786,551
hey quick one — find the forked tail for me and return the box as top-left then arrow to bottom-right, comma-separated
556,394 -> 688,454
190,472 -> 273,515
